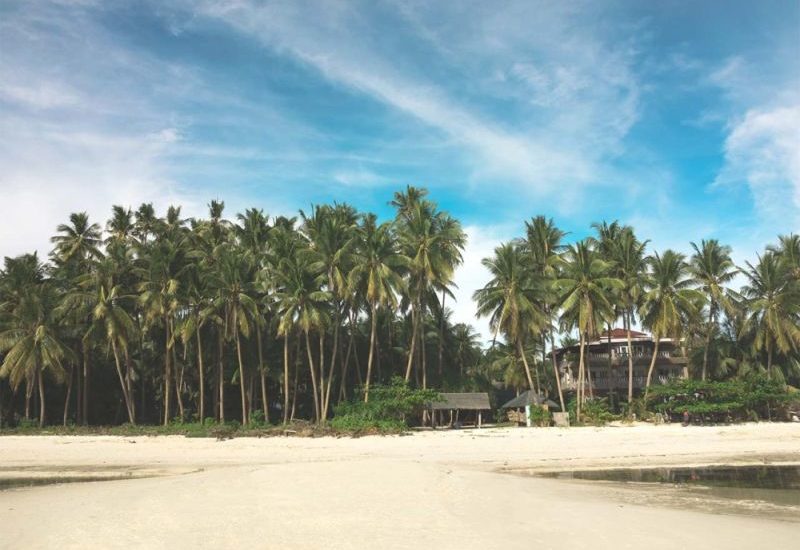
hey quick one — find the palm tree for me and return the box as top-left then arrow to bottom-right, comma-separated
524,215 -> 567,410
555,240 -> 621,419
210,245 -> 259,424
394,189 -> 465,388
138,227 -> 189,425
689,239 -> 737,381
474,242 -> 545,394
639,250 -> 702,396
236,208 -> 271,422
741,252 -> 800,379
301,204 -> 357,416
50,212 -> 102,265
349,214 -> 405,402
613,229 -> 648,403
0,274 -> 71,427
274,252 -> 330,422
86,258 -> 138,423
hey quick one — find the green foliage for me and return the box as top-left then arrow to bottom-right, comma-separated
527,405 -> 550,427
567,396 -> 619,426
646,375 -> 792,422
330,377 -> 440,434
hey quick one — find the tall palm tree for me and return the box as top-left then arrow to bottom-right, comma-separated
210,245 -> 259,424
137,228 -> 189,425
524,215 -> 567,410
555,240 -> 621,419
274,252 -> 330,422
613,229 -> 648,403
474,242 -> 545,394
689,239 -> 737,380
236,208 -> 271,422
0,276 -> 71,427
639,250 -> 702,396
349,214 -> 405,402
741,252 -> 800,379
301,204 -> 357,415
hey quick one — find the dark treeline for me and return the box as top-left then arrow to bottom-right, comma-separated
0,186 -> 798,427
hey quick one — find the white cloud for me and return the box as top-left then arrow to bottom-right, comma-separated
193,0 -> 641,196
450,224 -> 515,342
716,105 -> 800,229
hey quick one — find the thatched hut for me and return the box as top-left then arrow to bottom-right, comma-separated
429,393 -> 491,428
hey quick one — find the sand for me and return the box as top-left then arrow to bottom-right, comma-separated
1,423 -> 799,549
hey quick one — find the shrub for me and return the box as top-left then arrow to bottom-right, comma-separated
646,375 -> 791,422
528,406 -> 550,427
330,377 -> 440,434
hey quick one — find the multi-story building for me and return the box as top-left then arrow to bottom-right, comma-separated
555,328 -> 688,395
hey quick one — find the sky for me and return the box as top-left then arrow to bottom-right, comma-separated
1,0 -> 799,339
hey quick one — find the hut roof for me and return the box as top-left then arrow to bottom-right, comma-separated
501,391 -> 560,409
430,392 -> 491,410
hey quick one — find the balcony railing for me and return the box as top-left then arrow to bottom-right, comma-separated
560,374 -> 677,391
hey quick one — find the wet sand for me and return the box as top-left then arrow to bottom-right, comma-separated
1,423 -> 798,549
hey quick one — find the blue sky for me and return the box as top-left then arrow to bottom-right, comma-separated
1,1 -> 798,335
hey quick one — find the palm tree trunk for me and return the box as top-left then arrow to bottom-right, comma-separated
766,343 -> 773,380
196,326 -> 205,422
577,332 -> 586,421
256,327 -> 268,423
323,322 -> 339,419
318,332 -> 326,420
63,364 -> 74,426
282,333 -> 290,424
626,311 -> 634,405
75,355 -> 82,425
549,331 -> 565,412
125,350 -> 136,421
304,330 -> 321,422
364,303 -> 378,403
644,337 -> 660,398
438,290 -> 445,379
339,329 -> 354,402
517,338 -> 536,393
163,319 -> 171,426
702,303 -> 714,381
37,365 -> 46,428
234,309 -> 248,425
217,327 -> 225,423
404,305 -> 418,382
420,315 -> 427,391
24,375 -> 32,421
82,340 -> 90,425
111,341 -> 135,423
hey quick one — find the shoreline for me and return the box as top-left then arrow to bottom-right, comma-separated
1,424 -> 798,549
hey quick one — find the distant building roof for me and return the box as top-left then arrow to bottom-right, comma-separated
501,390 -> 560,410
599,328 -> 648,339
430,392 -> 491,410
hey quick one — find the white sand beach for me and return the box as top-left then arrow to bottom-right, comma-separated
1,423 -> 799,549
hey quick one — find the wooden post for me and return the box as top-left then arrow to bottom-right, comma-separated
431,407 -> 436,429
478,411 -> 482,428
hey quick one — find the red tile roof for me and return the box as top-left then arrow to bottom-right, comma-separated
599,328 -> 648,339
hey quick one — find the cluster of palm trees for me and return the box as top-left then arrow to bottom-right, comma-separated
474,219 -> 799,419
1,187 -> 797,428
0,187 -> 474,427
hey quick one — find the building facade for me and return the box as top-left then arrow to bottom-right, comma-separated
555,328 -> 688,395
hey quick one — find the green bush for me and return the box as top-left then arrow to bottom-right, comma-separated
567,397 -> 618,426
330,377 -> 440,434
528,406 -> 550,427
646,375 -> 791,422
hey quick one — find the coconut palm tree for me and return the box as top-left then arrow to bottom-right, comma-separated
639,250 -> 702,396
524,215 -> 567,410
274,252 -> 330,422
349,214 -> 405,402
301,204 -> 358,415
740,252 -> 800,379
555,240 -> 622,419
0,273 -> 71,427
613,228 -> 648,403
689,239 -> 738,381
210,244 -> 259,424
236,208 -> 271,422
474,242 -> 545,394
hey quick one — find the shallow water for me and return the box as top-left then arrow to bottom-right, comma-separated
515,464 -> 800,521
0,474 -> 140,491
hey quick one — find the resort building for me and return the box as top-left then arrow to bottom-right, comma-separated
555,329 -> 688,395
